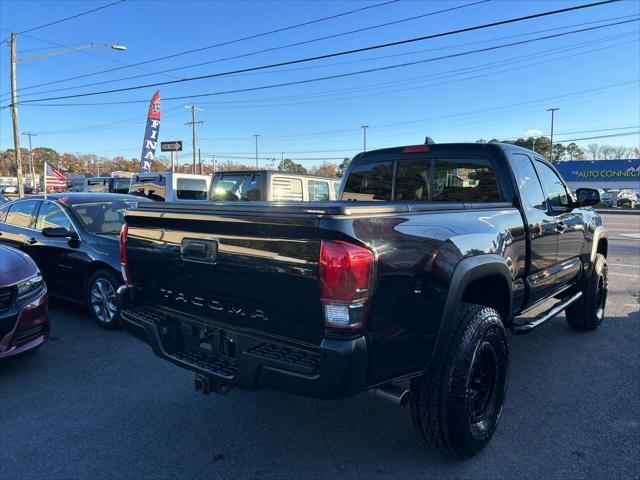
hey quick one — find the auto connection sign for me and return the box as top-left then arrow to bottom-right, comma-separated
556,159 -> 640,181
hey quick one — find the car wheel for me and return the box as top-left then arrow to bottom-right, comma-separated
410,303 -> 509,458
86,269 -> 121,330
565,253 -> 607,331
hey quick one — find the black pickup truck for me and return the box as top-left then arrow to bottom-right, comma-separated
117,143 -> 607,458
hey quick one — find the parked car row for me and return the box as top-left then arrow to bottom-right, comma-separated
0,194 -> 153,353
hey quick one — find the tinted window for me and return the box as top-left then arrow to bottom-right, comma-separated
432,158 -> 500,202
534,160 -> 569,210
211,174 -> 263,201
86,179 -> 109,193
176,178 -> 207,200
308,180 -> 330,201
71,200 -> 140,235
342,161 -> 392,201
129,176 -> 167,201
113,178 -> 131,194
395,159 -> 431,200
36,202 -> 72,231
273,177 -> 303,201
510,154 -> 546,211
5,200 -> 38,228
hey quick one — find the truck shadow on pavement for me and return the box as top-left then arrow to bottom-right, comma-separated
0,301 -> 638,480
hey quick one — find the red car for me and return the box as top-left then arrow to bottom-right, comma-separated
0,245 -> 49,358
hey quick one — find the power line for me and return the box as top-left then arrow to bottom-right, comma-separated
9,0 -> 400,91
555,131 -> 640,142
193,33 -> 638,110
8,0 -> 126,37
11,0 -> 490,98
18,15 -> 636,107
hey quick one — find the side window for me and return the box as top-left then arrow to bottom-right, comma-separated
432,158 -> 500,202
534,160 -> 569,211
5,200 -> 38,228
272,177 -> 303,201
308,180 -> 330,201
395,159 -> 431,200
36,202 -> 72,231
342,161 -> 393,201
510,153 -> 546,211
176,178 -> 207,200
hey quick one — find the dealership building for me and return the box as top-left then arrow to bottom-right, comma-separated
555,159 -> 640,190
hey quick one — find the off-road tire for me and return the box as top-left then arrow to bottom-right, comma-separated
410,303 -> 509,458
565,253 -> 607,331
86,269 -> 121,330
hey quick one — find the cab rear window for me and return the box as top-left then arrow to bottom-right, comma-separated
341,158 -> 500,202
129,176 -> 167,201
341,161 -> 393,201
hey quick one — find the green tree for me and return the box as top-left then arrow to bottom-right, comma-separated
278,158 -> 307,173
565,143 -> 584,160
336,158 -> 351,177
551,143 -> 566,162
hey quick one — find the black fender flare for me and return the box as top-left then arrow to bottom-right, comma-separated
425,254 -> 513,374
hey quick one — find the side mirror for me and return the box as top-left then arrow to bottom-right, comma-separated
575,188 -> 600,207
42,226 -> 78,239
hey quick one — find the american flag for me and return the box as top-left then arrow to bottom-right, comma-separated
45,163 -> 68,188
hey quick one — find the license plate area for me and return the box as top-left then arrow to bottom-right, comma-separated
179,322 -> 237,365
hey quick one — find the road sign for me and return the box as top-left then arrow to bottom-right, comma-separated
161,141 -> 183,152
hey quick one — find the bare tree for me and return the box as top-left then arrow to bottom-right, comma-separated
585,143 -> 600,160
612,145 -> 630,159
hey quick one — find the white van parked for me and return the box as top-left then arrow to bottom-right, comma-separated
128,173 -> 211,202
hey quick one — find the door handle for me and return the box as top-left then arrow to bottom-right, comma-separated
27,237 -> 37,245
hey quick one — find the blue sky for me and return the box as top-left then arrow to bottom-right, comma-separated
0,0 -> 639,168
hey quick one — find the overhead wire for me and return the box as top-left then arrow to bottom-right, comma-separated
12,0 -> 624,105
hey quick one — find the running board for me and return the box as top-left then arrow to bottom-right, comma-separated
511,292 -> 583,335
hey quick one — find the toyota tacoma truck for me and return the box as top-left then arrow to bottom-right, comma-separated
117,143 -> 607,458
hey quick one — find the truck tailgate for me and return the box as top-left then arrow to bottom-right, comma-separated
124,204 -> 328,346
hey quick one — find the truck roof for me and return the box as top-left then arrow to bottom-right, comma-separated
214,170 -> 339,180
354,142 -> 543,164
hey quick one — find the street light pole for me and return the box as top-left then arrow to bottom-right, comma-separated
361,125 -> 369,152
547,108 -> 559,162
10,33 -> 25,198
10,35 -> 127,198
532,137 -> 536,153
253,134 -> 260,168
22,132 -> 37,190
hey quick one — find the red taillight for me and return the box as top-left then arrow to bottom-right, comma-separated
319,240 -> 374,331
402,145 -> 429,154
119,223 -> 131,285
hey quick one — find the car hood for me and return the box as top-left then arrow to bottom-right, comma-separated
0,246 -> 38,286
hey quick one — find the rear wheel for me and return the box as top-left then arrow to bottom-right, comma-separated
410,304 -> 509,458
86,269 -> 121,330
565,253 -> 607,331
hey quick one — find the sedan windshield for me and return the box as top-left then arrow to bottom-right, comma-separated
70,200 -> 141,235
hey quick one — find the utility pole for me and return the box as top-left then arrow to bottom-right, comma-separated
253,134 -> 260,168
532,137 -> 537,153
547,108 -> 559,162
10,33 -> 25,198
361,125 -> 369,152
22,131 -> 37,190
198,148 -> 201,174
211,154 -> 216,175
184,104 -> 203,174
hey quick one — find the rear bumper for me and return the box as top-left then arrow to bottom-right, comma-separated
118,286 -> 367,400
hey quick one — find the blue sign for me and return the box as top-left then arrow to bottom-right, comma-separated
556,159 -> 640,182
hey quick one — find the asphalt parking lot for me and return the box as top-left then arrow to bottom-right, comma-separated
1,213 -> 638,480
